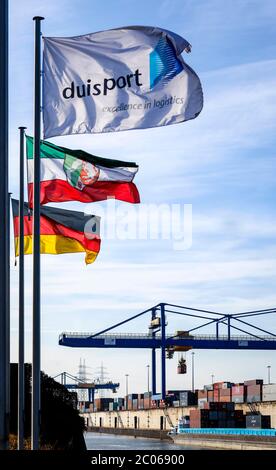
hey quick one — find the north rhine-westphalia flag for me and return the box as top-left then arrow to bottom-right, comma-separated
12,199 -> 101,265
26,135 -> 140,206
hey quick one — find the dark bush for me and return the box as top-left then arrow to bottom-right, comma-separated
10,363 -> 86,449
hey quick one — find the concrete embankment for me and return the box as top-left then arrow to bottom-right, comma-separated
87,426 -> 171,440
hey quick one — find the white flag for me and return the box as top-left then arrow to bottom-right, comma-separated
43,26 -> 203,138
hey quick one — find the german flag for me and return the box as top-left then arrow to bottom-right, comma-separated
12,199 -> 101,264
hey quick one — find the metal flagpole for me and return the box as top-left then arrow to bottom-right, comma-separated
18,126 -> 27,450
32,16 -> 44,450
0,0 -> 9,450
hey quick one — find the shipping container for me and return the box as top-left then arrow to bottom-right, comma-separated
246,384 -> 262,403
232,385 -> 246,395
204,384 -> 213,391
198,390 -> 208,399
213,390 -> 219,402
246,414 -> 271,429
226,420 -> 236,428
219,388 -> 231,397
213,382 -> 224,390
221,382 -> 232,389
94,398 -> 114,411
198,398 -> 208,408
173,400 -> 180,407
178,391 -> 197,407
263,393 -> 276,402
219,396 -> 231,403
189,409 -> 210,428
262,384 -> 276,402
232,395 -> 244,403
143,398 -> 151,409
127,400 -> 133,410
244,379 -> 263,386
152,393 -> 162,401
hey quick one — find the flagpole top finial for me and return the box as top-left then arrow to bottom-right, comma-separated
33,16 -> 45,21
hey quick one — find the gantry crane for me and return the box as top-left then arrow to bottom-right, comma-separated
59,303 -> 276,399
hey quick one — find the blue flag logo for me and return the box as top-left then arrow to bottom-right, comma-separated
150,36 -> 184,89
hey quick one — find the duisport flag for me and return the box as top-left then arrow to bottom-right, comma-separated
26,136 -> 140,206
43,26 -> 203,137
12,199 -> 101,265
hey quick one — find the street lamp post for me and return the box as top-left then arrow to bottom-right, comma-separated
211,374 -> 214,385
191,352 -> 195,392
267,366 -> 271,385
146,365 -> 150,395
125,374 -> 129,410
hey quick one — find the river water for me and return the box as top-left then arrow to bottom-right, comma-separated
85,432 -> 207,450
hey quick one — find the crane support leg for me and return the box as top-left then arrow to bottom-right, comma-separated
152,348 -> 156,395
160,304 -> 166,400
228,316 -> 231,340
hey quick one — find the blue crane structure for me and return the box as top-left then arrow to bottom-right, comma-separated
58,303 -> 276,400
52,371 -> 120,403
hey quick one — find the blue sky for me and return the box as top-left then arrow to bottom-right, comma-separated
9,0 -> 276,395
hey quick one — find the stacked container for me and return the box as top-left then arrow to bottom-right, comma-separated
197,389 -> 208,407
246,414 -> 271,429
109,402 -> 119,411
219,388 -> 232,402
143,392 -> 152,409
114,397 -> 124,410
190,403 -> 245,429
232,385 -> 246,403
245,381 -> 263,402
179,391 -> 197,407
94,398 -> 114,412
127,393 -> 138,410
262,384 -> 276,402
190,409 -> 210,428
138,393 -> 144,410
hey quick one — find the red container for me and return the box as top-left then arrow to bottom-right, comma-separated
198,390 -> 208,399
247,384 -> 262,402
128,400 -> 133,410
232,385 -> 246,395
143,398 -> 151,409
220,388 -> 231,398
213,382 -> 224,390
138,398 -> 144,409
213,390 -> 219,402
219,396 -> 231,402
244,379 -> 263,386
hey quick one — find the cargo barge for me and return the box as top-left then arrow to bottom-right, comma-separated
172,426 -> 276,450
